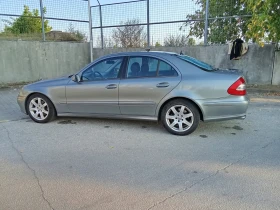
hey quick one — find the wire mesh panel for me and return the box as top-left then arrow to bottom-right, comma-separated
0,0 -> 89,42
0,0 -> 42,40
207,16 -> 251,44
43,0 -> 88,21
91,6 -> 100,28
150,0 -> 199,23
92,0 -> 148,48
41,0 -> 89,42
185,0 -> 251,44
149,0 -> 203,47
209,0 -> 249,18
92,25 -> 148,48
90,0 -> 207,48
0,0 -> 252,45
100,0 -> 147,27
0,0 -> 40,16
45,19 -> 89,42
150,22 -> 200,47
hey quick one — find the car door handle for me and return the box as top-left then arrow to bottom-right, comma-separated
156,82 -> 169,88
106,84 -> 117,89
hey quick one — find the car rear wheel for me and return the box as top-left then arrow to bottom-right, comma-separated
161,99 -> 200,135
27,94 -> 55,123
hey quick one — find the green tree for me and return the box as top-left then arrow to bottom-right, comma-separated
187,38 -> 196,45
242,0 -> 280,46
3,5 -> 52,35
155,41 -> 162,47
182,0 -> 250,44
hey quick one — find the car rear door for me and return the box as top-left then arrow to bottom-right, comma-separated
119,56 -> 181,116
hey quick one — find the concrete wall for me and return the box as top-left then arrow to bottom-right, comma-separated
0,40 -> 90,84
0,41 -> 277,85
93,45 -> 275,84
272,51 -> 280,85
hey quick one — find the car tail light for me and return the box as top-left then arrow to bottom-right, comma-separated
227,77 -> 246,96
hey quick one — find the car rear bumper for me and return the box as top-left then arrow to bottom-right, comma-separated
197,96 -> 249,122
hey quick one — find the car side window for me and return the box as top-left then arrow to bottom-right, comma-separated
158,61 -> 178,77
126,56 -> 158,78
81,57 -> 123,81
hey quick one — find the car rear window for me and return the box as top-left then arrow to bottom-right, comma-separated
176,55 -> 214,71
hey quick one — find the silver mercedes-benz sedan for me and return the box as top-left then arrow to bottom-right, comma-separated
17,51 -> 249,135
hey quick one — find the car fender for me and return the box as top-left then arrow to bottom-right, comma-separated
155,84 -> 205,120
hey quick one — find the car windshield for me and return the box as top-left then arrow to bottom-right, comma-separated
177,55 -> 214,71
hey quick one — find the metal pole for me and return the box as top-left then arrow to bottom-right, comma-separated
204,0 -> 209,45
88,0 -> 93,62
147,0 -> 150,48
39,0 -> 45,41
97,0 -> 104,49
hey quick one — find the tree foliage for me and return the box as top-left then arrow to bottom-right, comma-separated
164,35 -> 194,47
242,0 -> 280,45
63,23 -> 86,42
187,37 -> 196,45
155,41 -> 162,47
112,19 -> 146,48
182,0 -> 250,44
97,36 -> 115,48
3,5 -> 52,35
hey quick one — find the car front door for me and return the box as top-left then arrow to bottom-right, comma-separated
119,56 -> 181,116
66,57 -> 124,115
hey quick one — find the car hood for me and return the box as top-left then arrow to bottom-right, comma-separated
25,76 -> 71,88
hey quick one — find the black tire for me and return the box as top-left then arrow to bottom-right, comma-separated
26,93 -> 56,123
161,99 -> 200,136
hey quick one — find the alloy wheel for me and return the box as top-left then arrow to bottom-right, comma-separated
165,105 -> 194,132
29,97 -> 49,121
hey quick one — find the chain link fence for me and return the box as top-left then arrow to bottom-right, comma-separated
91,0 -> 252,48
0,0 -> 89,42
0,0 -> 251,46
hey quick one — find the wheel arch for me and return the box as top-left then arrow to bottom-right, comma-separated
25,92 -> 57,116
158,97 -> 204,121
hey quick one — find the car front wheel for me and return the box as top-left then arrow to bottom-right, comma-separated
27,94 -> 56,123
161,99 -> 200,135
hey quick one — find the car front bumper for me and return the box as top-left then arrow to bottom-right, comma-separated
17,91 -> 28,115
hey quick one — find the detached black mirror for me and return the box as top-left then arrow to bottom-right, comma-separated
106,60 -> 115,64
71,74 -> 81,83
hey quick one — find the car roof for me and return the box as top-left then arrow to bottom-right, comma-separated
103,51 -> 179,58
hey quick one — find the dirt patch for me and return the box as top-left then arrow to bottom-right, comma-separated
58,120 -> 77,124
199,135 -> 208,138
232,125 -> 243,130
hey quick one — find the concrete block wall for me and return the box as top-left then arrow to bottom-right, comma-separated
272,51 -> 280,85
92,44 -> 276,85
0,40 -> 90,84
0,40 -> 278,85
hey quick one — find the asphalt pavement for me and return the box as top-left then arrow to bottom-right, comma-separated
0,87 -> 279,210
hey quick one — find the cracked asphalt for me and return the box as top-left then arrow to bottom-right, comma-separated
0,88 -> 280,210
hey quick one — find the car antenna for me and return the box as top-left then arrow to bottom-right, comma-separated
145,48 -> 151,52
180,50 -> 184,55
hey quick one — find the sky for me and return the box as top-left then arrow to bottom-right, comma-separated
0,0 -> 200,46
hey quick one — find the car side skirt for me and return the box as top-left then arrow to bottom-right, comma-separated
57,112 -> 246,123
57,113 -> 158,121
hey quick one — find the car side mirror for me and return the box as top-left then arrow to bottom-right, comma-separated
72,74 -> 81,83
